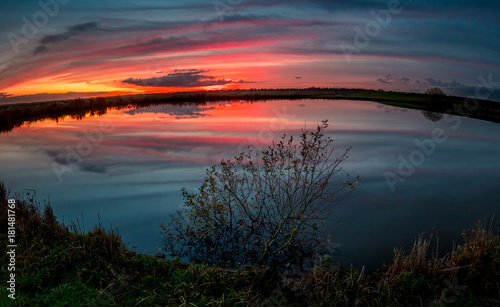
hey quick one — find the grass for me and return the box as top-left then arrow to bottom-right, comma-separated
1,88 -> 499,133
1,181 -> 499,306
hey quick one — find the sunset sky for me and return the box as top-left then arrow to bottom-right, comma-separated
1,0 -> 499,104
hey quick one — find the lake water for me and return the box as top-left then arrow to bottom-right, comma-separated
1,99 -> 499,270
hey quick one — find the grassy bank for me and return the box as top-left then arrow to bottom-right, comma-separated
1,88 -> 499,133
1,183 -> 499,306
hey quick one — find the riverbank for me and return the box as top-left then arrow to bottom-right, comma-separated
1,183 -> 498,306
1,88 -> 499,133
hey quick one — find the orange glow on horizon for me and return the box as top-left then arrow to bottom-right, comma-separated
2,50 -> 334,99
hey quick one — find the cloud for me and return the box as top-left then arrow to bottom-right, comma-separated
34,22 -> 98,55
40,22 -> 98,45
123,69 -> 256,88
0,93 -> 13,99
377,75 -> 468,89
33,45 -> 49,55
376,75 -> 410,85
416,78 -> 467,88
295,76 -> 303,79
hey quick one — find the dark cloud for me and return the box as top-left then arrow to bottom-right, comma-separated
123,69 -> 256,88
417,78 -> 467,88
0,92 -> 13,99
45,149 -> 60,158
33,45 -> 49,55
40,22 -> 98,45
69,22 -> 98,33
376,75 -> 410,85
377,75 -> 469,89
295,76 -> 303,79
34,22 -> 98,55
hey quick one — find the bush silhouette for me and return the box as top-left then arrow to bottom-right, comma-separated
162,120 -> 357,272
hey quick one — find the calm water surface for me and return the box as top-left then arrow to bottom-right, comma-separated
1,99 -> 499,269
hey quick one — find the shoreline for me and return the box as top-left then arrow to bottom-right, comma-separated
1,88 -> 499,133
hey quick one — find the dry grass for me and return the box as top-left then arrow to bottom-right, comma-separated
282,220 -> 499,306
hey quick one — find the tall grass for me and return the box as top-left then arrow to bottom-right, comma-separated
287,221 -> 499,306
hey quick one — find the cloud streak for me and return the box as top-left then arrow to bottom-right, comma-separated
376,75 -> 410,85
416,78 -> 466,88
376,75 -> 468,88
34,22 -> 98,55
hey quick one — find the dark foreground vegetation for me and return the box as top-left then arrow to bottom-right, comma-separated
1,183 -> 499,306
1,88 -> 500,133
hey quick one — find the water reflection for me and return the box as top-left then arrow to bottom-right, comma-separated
0,99 -> 499,269
421,110 -> 444,122
124,104 -> 217,119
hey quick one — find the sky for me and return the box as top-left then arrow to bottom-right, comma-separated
1,0 -> 500,104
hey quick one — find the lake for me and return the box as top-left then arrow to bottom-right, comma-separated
1,99 -> 499,270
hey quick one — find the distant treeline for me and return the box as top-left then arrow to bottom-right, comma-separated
1,88 -> 499,133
